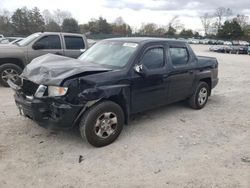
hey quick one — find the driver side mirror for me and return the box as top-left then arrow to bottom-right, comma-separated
134,64 -> 149,77
33,43 -> 45,50
80,49 -> 86,53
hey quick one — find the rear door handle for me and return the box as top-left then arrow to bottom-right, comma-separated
188,70 -> 194,74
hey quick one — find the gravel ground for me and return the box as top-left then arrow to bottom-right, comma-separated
0,45 -> 250,188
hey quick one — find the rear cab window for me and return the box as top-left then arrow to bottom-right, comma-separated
64,36 -> 85,50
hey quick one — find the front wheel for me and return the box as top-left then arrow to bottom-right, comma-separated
188,82 -> 210,109
0,64 -> 22,87
79,101 -> 124,147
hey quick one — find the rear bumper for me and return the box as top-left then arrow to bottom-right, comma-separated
14,93 -> 83,129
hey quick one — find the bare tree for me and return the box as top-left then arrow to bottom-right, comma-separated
214,7 -> 233,31
234,14 -> 249,29
42,9 -> 53,25
114,16 -> 125,26
167,16 -> 184,31
200,13 -> 212,36
53,9 -> 71,26
139,23 -> 157,35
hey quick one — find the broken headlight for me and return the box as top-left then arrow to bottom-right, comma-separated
48,86 -> 68,97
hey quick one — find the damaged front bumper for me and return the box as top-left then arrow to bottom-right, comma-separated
9,80 -> 83,129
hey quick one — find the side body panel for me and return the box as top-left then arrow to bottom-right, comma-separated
165,42 -> 197,103
129,42 -> 170,113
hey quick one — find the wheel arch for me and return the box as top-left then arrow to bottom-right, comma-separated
199,77 -> 212,95
0,58 -> 25,69
103,94 -> 129,125
74,85 -> 130,127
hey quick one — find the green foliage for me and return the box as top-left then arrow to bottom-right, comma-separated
217,20 -> 244,39
11,7 -> 45,35
87,17 -> 112,34
11,7 -> 31,35
179,29 -> 193,38
165,26 -> 176,36
45,20 -> 61,32
0,14 -> 14,36
62,18 -> 80,33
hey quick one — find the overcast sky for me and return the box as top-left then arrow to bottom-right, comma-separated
1,0 -> 250,32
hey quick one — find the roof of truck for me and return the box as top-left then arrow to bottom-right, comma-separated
36,32 -> 85,36
105,37 -> 187,44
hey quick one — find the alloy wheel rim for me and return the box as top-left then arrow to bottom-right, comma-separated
94,112 -> 118,139
1,69 -> 19,82
198,87 -> 208,106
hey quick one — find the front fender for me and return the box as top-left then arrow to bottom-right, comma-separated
75,84 -> 131,124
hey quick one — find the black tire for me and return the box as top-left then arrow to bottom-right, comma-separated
79,101 -> 124,147
188,82 -> 210,109
0,63 -> 22,87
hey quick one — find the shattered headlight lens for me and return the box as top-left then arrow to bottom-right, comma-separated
48,86 -> 68,97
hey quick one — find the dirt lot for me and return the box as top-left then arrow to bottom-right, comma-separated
0,45 -> 249,188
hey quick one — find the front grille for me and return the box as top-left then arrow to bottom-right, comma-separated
22,79 -> 39,96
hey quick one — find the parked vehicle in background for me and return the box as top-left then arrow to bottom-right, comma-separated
200,39 -> 209,44
209,45 -> 249,55
0,37 -> 24,45
208,39 -> 217,45
239,40 -> 249,46
0,35 -> 4,39
0,32 -> 88,87
188,38 -> 199,44
9,38 -> 24,44
8,38 -> 219,147
0,38 -> 9,44
223,45 -> 232,53
248,46 -> 250,55
223,41 -> 232,45
209,45 -> 226,53
232,40 -> 240,46
229,46 -> 248,54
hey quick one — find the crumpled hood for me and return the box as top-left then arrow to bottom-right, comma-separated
21,54 -> 111,86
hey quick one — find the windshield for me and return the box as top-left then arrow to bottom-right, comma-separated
17,33 -> 41,46
78,41 -> 138,68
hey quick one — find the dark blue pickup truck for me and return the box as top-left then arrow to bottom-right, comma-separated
9,38 -> 219,147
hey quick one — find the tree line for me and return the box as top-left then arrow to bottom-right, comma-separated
200,7 -> 250,40
0,7 -> 249,40
0,7 -> 133,37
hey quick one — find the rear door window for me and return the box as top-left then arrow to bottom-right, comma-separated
169,47 -> 189,66
64,36 -> 85,50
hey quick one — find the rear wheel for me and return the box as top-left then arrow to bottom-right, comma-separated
188,82 -> 210,109
79,101 -> 124,147
0,64 -> 22,87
